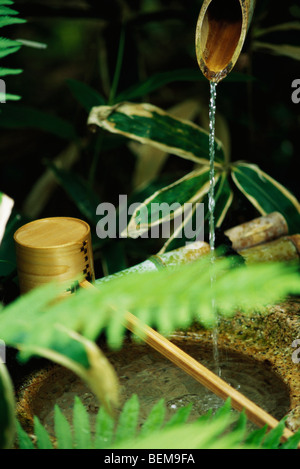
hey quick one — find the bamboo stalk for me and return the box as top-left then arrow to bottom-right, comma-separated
225,212 -> 288,251
81,278 -> 297,444
196,0 -> 256,82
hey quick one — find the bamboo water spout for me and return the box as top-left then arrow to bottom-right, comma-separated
196,0 -> 255,82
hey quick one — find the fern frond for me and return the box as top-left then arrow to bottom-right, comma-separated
0,0 -> 25,100
0,257 -> 299,355
0,6 -> 18,15
0,44 -> 20,58
16,396 -> 300,450
0,36 -> 20,47
0,16 -> 25,28
0,67 -> 22,76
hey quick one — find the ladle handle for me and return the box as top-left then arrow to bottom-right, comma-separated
80,279 -> 296,445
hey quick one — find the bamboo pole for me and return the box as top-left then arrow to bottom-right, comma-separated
225,211 -> 288,251
196,0 -> 256,82
81,278 -> 296,443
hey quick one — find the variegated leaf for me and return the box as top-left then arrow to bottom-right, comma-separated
123,167 -> 211,239
231,163 -> 300,234
88,102 -> 225,165
160,171 -> 233,253
0,192 -> 14,245
252,41 -> 300,61
253,21 -> 300,38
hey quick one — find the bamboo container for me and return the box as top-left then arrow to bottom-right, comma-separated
14,217 -> 95,295
196,0 -> 256,82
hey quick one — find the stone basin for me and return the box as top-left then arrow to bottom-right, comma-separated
16,297 -> 300,438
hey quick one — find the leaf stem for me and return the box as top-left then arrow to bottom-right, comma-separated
108,26 -> 126,105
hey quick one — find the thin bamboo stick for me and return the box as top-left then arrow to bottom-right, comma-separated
81,279 -> 297,444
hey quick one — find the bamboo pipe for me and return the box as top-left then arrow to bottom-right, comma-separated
95,212 -> 297,285
196,0 -> 255,82
14,216 -> 297,444
225,212 -> 288,251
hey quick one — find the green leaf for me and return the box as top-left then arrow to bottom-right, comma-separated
66,79 -> 106,112
253,41 -> 300,61
0,67 -> 22,76
140,399 -> 166,437
0,16 -> 26,28
15,420 -> 35,449
94,406 -> 115,449
124,167 -> 211,239
0,104 -> 78,141
0,36 -> 21,48
54,405 -> 73,449
157,170 -> 233,253
261,419 -> 286,449
116,69 -> 254,102
253,21 -> 300,38
34,417 -> 53,449
0,92 -> 21,101
49,163 -> 101,225
164,404 -> 192,428
244,425 -> 267,447
73,397 -> 92,449
0,43 -> 20,58
88,102 -> 225,165
114,394 -> 139,444
0,5 -> 18,15
208,411 -> 247,449
0,362 -> 15,449
231,163 -> 300,234
280,430 -> 300,449
115,398 -> 235,449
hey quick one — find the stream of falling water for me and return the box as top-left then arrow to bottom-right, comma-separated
208,81 -> 221,377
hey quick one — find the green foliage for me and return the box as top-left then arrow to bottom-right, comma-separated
15,396 -> 300,450
1,257 -> 299,357
88,102 -> 300,247
0,361 -> 15,449
0,103 -> 78,141
0,256 -> 299,449
0,0 -> 25,101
